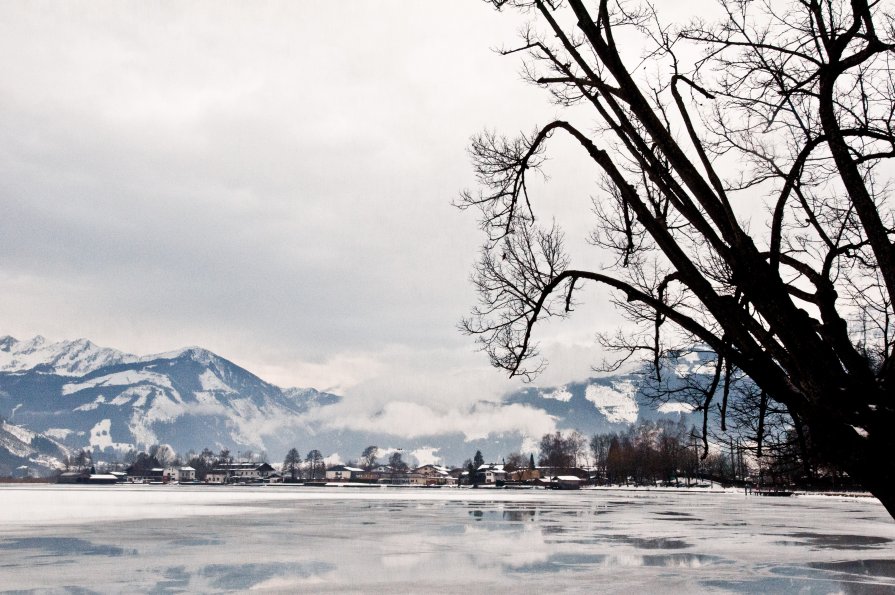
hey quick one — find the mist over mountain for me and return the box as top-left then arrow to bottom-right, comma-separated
0,335 -> 702,472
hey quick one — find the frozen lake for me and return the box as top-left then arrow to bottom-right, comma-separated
1,485 -> 893,593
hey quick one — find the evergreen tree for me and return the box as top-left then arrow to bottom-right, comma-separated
283,448 -> 302,482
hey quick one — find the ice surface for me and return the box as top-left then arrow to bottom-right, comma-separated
0,486 -> 893,593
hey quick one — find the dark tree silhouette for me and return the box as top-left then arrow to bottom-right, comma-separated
504,451 -> 529,471
388,451 -> 408,473
187,448 -> 216,481
73,449 -> 92,472
538,432 -> 578,471
126,451 -> 161,476
216,448 -> 233,466
306,449 -> 324,481
473,450 -> 485,469
462,0 -> 895,516
361,445 -> 379,471
283,448 -> 302,482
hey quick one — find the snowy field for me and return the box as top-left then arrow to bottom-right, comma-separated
1,485 -> 893,593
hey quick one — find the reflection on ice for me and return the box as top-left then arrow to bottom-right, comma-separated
808,559 -> 895,575
702,576 -> 876,593
512,552 -> 726,574
0,486 -> 893,593
199,561 -> 335,590
501,508 -> 536,523
778,532 -> 892,549
640,553 -> 725,568
169,536 -> 223,547
0,536 -> 136,557
606,535 -> 692,549
511,552 -> 606,573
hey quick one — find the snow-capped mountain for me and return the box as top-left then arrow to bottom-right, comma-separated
504,352 -> 708,437
0,335 -> 708,472
0,335 -> 136,376
0,336 -> 341,462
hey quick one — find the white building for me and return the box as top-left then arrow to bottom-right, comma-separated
477,464 -> 507,484
411,464 -> 457,486
325,465 -> 364,481
165,466 -> 196,483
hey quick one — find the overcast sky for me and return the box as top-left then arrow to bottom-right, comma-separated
0,1 -> 637,415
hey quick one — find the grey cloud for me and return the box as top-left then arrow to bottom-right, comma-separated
0,1 -> 620,401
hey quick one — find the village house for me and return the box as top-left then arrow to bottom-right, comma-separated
204,469 -> 228,484
108,471 -> 128,483
477,464 -> 507,485
57,469 -> 119,485
164,466 -> 196,483
505,468 -> 541,483
203,462 -> 274,484
411,464 -> 457,486
374,465 -> 412,485
352,469 -> 379,483
325,465 -> 363,482
125,466 -> 165,483
353,464 -> 394,484
551,475 -> 583,490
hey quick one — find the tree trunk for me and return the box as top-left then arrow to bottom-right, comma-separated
802,401 -> 895,519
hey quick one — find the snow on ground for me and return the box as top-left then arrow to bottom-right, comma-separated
73,395 -> 105,411
1,420 -> 38,445
585,381 -> 639,423
0,336 -> 135,376
539,386 -> 573,402
0,486 -> 893,593
657,402 -> 696,414
62,370 -> 174,395
87,419 -> 132,452
198,369 -> 235,393
43,428 -> 76,440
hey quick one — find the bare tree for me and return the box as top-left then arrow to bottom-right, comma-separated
149,444 -> 176,467
305,449 -> 324,481
504,451 -> 529,471
590,433 -> 612,482
537,431 -> 579,470
462,0 -> 895,516
216,448 -> 233,466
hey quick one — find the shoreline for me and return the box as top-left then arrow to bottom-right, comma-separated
0,479 -> 876,500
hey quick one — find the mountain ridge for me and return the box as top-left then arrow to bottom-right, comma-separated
0,334 -> 702,473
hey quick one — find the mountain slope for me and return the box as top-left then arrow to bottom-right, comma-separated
0,335 -> 713,468
504,351 -> 711,437
0,418 -> 70,476
0,338 -> 341,458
